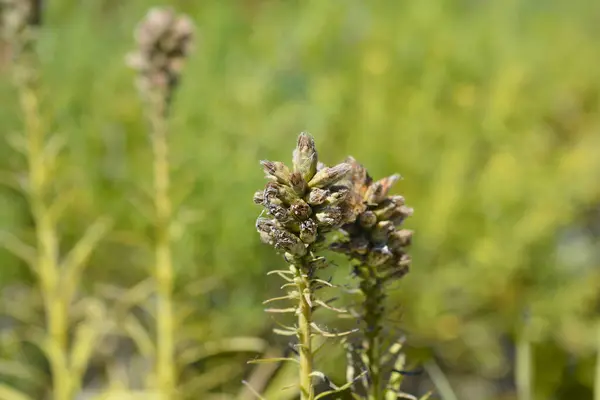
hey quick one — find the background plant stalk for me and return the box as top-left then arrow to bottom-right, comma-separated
149,94 -> 176,396
292,262 -> 315,400
19,70 -> 72,399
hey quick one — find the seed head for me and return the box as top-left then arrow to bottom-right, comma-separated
127,7 -> 195,107
330,156 -> 413,283
254,133 -> 363,267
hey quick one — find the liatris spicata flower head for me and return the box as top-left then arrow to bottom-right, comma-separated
331,156 -> 413,282
254,133 -> 364,263
332,157 -> 415,399
127,7 -> 194,108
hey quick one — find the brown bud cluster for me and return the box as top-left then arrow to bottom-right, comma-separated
254,133 -> 364,262
126,7 -> 194,103
331,157 -> 413,282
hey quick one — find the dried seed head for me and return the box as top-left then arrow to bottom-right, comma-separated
292,132 -> 318,182
254,133 -> 359,267
330,158 -> 413,283
127,7 -> 195,107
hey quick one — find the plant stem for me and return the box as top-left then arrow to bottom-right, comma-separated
292,262 -> 314,400
19,69 -> 71,399
150,96 -> 176,396
516,331 -> 532,400
595,320 -> 600,400
361,271 -> 383,400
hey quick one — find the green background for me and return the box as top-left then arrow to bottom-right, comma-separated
1,0 -> 599,399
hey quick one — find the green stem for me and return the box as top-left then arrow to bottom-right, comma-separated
516,331 -> 532,400
595,321 -> 600,400
292,262 -> 314,400
20,68 -> 71,399
361,270 -> 383,400
150,97 -> 176,396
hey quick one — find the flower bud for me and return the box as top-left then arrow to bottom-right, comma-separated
370,221 -> 394,243
260,160 -> 291,184
390,205 -> 414,225
358,211 -> 377,228
253,191 -> 264,205
267,203 -> 291,223
289,171 -> 307,196
364,181 -> 384,205
265,182 -> 296,205
290,199 -> 312,220
307,188 -> 329,205
388,229 -> 413,250
373,199 -> 398,220
390,195 -> 405,205
366,246 -> 392,267
256,217 -> 277,244
325,187 -> 350,205
271,228 -> 306,256
308,163 -> 352,189
299,219 -> 318,244
292,132 -> 318,182
349,235 -> 370,255
315,208 -> 343,227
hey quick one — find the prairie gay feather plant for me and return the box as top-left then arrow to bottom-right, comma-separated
331,157 -> 418,400
252,132 -> 365,400
127,7 -> 195,397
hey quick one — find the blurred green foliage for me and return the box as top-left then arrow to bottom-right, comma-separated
1,0 -> 599,399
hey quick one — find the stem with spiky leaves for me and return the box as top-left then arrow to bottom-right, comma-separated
20,60 -> 73,400
5,3 -> 72,399
359,269 -> 384,400
128,9 -> 194,395
254,133 -> 360,399
149,92 -> 176,395
292,261 -> 315,400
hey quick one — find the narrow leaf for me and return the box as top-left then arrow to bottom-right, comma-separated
247,357 -> 299,365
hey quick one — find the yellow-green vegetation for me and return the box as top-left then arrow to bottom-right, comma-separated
0,0 -> 599,399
